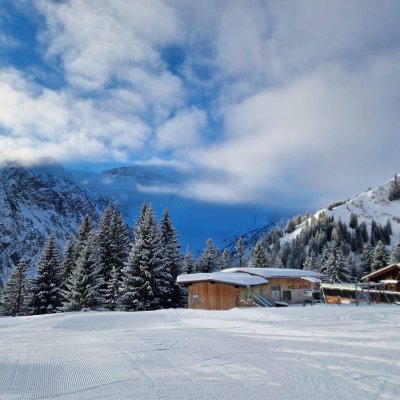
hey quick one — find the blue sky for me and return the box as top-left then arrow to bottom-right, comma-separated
1,0 -> 400,212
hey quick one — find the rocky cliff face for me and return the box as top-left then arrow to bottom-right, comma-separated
0,164 -> 102,278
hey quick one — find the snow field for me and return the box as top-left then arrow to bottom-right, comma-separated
0,306 -> 399,399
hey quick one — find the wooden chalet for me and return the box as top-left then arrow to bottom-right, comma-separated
177,268 -> 320,310
362,264 -> 400,292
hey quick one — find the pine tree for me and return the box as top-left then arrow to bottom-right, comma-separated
349,213 -> 358,229
104,266 -> 120,311
76,215 -> 93,257
250,241 -> 268,268
346,253 -> 359,282
360,243 -> 374,276
119,204 -> 165,311
97,204 -> 114,290
303,252 -> 318,271
0,259 -> 29,316
220,249 -> 231,270
388,174 -> 400,201
322,241 -> 350,283
32,234 -> 63,314
182,247 -> 196,274
198,239 -> 219,273
390,242 -> 400,264
275,256 -> 284,268
371,241 -> 389,272
109,206 -> 129,279
235,237 -> 246,268
61,233 -> 104,311
160,208 -> 182,308
61,236 -> 77,290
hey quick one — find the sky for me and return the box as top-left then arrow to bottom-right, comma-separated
1,0 -> 400,212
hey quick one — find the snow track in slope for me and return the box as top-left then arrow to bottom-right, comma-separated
0,307 -> 399,400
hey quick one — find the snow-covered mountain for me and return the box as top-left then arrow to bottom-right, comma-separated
0,164 -> 102,277
282,175 -> 400,247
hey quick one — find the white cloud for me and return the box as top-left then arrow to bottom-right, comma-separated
0,68 -> 149,164
155,108 -> 206,151
2,0 -> 400,210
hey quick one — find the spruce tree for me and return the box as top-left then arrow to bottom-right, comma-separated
76,215 -> 93,257
220,249 -> 231,270
235,237 -> 246,268
182,248 -> 196,274
61,236 -> 77,290
388,174 -> 400,201
360,243 -> 374,276
97,204 -> 114,289
198,239 -> 219,273
349,213 -> 358,229
390,242 -> 400,264
61,232 -> 103,311
371,241 -> 389,272
0,259 -> 29,316
322,241 -> 350,283
32,234 -> 63,314
160,208 -> 182,308
250,241 -> 267,268
119,204 -> 165,311
104,266 -> 120,311
303,252 -> 318,271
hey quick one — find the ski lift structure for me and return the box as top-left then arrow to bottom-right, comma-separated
354,281 -> 392,305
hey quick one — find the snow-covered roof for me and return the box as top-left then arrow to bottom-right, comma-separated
380,279 -> 398,284
362,264 -> 400,281
177,272 -> 268,287
221,267 -> 319,280
301,276 -> 321,283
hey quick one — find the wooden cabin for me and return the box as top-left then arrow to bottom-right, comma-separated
362,264 -> 400,292
177,268 -> 320,310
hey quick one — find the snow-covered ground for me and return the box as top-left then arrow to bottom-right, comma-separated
0,306 -> 399,399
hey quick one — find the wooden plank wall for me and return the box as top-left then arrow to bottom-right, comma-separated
188,282 -> 241,310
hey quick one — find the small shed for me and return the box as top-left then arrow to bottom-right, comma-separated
177,268 -> 320,310
362,264 -> 400,292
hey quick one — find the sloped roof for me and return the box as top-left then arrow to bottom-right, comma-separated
177,272 -> 267,287
362,264 -> 400,281
221,267 -> 319,279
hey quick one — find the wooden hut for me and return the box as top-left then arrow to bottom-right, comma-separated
362,264 -> 400,292
177,268 -> 320,310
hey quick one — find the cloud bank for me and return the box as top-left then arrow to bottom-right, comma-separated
1,0 -> 400,209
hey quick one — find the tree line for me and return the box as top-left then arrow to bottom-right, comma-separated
0,204 -> 247,317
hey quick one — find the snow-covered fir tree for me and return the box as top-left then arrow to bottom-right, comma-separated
250,241 -> 268,268
390,242 -> 400,264
360,243 -> 374,275
349,212 -> 358,229
61,232 -> 104,311
76,214 -> 93,257
220,249 -> 232,270
109,206 -> 129,280
119,204 -> 166,311
104,266 -> 120,311
182,248 -> 196,274
97,204 -> 114,290
198,239 -> 220,273
322,241 -> 350,283
388,174 -> 400,201
32,234 -> 63,314
371,240 -> 389,272
0,258 -> 29,316
235,237 -> 246,268
61,236 -> 77,289
303,252 -> 319,271
160,208 -> 182,308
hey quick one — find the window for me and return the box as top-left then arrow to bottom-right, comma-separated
192,295 -> 200,303
271,285 -> 280,291
282,291 -> 291,301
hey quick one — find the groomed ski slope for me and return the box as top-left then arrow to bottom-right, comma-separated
0,306 -> 399,400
